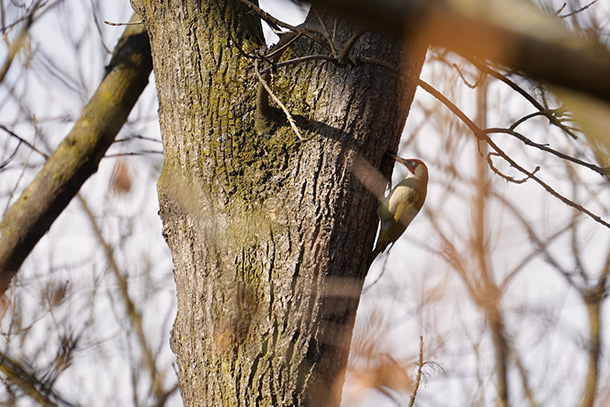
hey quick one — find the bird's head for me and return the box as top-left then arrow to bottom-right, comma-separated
389,154 -> 428,180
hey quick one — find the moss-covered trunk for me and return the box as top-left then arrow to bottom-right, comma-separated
133,0 -> 425,405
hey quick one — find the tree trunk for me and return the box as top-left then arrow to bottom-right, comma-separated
133,1 -> 426,405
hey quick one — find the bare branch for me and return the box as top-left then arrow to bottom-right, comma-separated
0,124 -> 49,159
417,78 -> 610,229
407,336 -> 424,407
77,195 -> 172,404
237,0 -> 326,46
483,127 -> 608,176
254,60 -> 309,141
468,58 -> 580,140
0,141 -> 22,169
0,351 -> 74,407
558,0 -> 599,19
451,62 -> 485,89
104,20 -> 143,26
486,153 -> 540,184
0,14 -> 153,294
313,8 -> 337,57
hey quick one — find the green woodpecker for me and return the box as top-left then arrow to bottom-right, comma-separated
368,155 -> 428,266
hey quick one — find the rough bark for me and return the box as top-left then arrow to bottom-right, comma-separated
0,15 -> 152,294
134,0 -> 426,405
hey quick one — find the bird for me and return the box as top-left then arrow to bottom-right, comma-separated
367,154 -> 428,268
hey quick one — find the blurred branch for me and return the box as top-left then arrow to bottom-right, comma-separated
495,193 -> 574,281
305,0 -> 610,103
77,195 -> 175,405
498,205 -> 578,290
0,14 -> 153,294
0,141 -> 22,169
580,245 -> 609,407
513,350 -> 541,407
582,292 -> 602,407
0,0 -> 62,84
474,78 -> 509,407
0,351 -> 74,407
497,188 -> 608,407
0,13 -> 32,86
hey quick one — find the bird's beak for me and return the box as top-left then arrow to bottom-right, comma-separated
387,152 -> 403,164
388,153 -> 414,173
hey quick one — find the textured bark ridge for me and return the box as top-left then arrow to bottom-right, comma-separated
136,1 -> 426,405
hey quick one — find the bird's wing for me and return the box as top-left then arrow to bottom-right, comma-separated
393,189 -> 419,224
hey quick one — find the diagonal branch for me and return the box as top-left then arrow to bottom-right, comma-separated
0,350 -> 75,407
417,78 -> 610,229
306,0 -> 610,103
77,195 -> 174,404
269,43 -> 610,228
0,14 -> 153,296
482,127 -> 608,176
237,0 -> 326,46
467,58 -> 580,140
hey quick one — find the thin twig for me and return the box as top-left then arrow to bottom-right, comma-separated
486,152 -> 540,184
254,60 -> 308,141
483,127 -> 608,176
508,111 -> 546,130
559,0 -> 599,18
259,54 -> 337,74
266,26 -> 365,71
0,124 -> 48,158
356,56 -> 400,74
338,29 -> 367,62
104,20 -> 143,26
417,78 -> 610,229
114,134 -> 162,144
555,2 -> 568,15
265,32 -> 302,59
468,58 -> 579,139
104,150 -> 163,158
77,195 -> 167,403
408,336 -> 425,407
313,8 -> 337,57
416,78 -> 480,134
0,141 -> 22,169
452,62 -> 485,89
488,137 -> 610,229
237,0 -> 326,47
